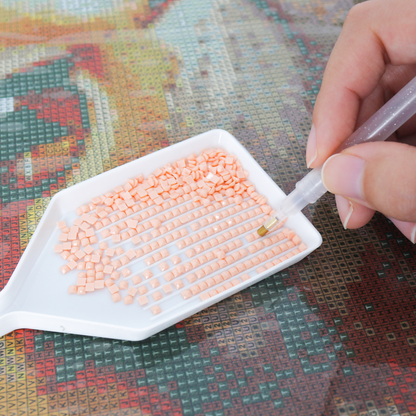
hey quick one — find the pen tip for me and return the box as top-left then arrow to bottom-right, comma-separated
257,226 -> 269,237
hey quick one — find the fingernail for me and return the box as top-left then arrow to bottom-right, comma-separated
389,217 -> 416,244
306,125 -> 317,168
343,202 -> 354,230
335,195 -> 354,229
322,154 -> 365,202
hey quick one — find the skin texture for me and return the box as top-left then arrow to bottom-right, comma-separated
307,0 -> 416,242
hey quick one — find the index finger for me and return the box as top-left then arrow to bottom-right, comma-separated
308,0 -> 416,168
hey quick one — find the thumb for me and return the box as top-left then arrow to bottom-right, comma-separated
321,141 -> 416,222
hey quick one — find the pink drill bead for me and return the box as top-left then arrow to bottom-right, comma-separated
211,224 -> 222,234
199,218 -> 208,227
205,252 -> 215,262
251,257 -> 260,266
120,256 -> 130,266
159,249 -> 169,258
215,249 -> 226,259
112,293 -> 122,303
190,223 -> 200,232
166,223 -> 175,231
121,269 -> 131,278
196,270 -> 205,279
141,270 -> 152,280
151,230 -> 161,238
213,275 -> 223,284
164,272 -> 174,282
163,284 -> 173,294
111,260 -> 121,269
164,234 -> 174,243
111,271 -> 121,280
217,259 -> 226,269
174,280 -> 184,289
257,253 -> 267,263
142,234 -> 152,243
240,274 -> 250,282
143,222 -> 152,230
183,262 -> 192,272
153,252 -> 162,262
142,246 -> 152,254
187,274 -> 197,283
138,296 -> 148,306
203,265 -> 212,275
95,280 -> 105,289
272,246 -> 281,255
123,295 -> 134,305
191,259 -> 200,269
229,267 -> 238,277
108,284 -> 119,294
221,270 -> 231,280
230,229 -> 239,238
245,234 -> 255,244
131,275 -> 142,285
265,250 -> 274,259
171,255 -> 181,265
198,255 -> 208,265
286,241 -> 295,249
243,259 -> 253,269
201,242 -> 210,251
279,243 -> 289,252
205,278 -> 215,288
138,286 -> 148,295
222,231 -> 231,240
186,249 -> 196,258
194,245 -> 203,254
149,279 -> 160,289
157,237 -> 167,247
243,221 -> 252,231
190,285 -> 201,295
119,281 -> 129,290
181,290 -> 192,300
106,248 -> 116,257
158,262 -> 169,272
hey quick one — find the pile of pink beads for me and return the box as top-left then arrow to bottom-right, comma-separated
54,148 -> 306,315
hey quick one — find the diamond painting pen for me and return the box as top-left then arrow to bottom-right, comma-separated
257,75 -> 416,237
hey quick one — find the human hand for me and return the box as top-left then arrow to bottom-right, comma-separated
307,0 -> 416,243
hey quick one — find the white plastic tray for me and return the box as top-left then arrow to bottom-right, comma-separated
0,129 -> 322,340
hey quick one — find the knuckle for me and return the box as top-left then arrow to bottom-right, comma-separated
344,2 -> 371,27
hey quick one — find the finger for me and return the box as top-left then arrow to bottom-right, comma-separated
383,64 -> 416,138
388,217 -> 416,244
307,0 -> 416,168
335,195 -> 375,230
321,141 -> 416,222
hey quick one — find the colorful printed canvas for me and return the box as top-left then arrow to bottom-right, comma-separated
1,0 -> 416,415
